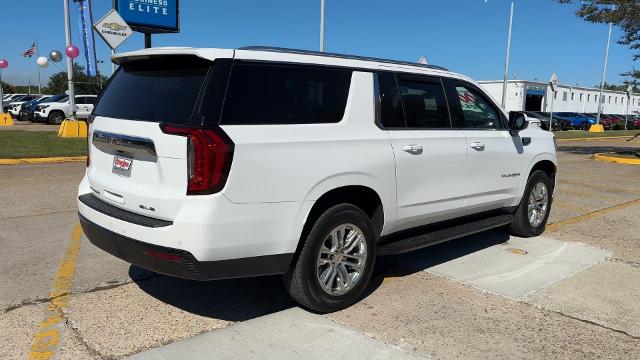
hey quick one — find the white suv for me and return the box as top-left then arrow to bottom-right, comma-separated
34,95 -> 98,124
78,47 -> 557,312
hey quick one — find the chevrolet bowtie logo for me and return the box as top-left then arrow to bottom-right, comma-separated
102,23 -> 127,31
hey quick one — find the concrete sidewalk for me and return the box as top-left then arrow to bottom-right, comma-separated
127,307 -> 423,360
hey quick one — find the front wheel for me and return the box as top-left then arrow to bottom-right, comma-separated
509,170 -> 553,237
48,111 -> 65,125
284,204 -> 376,313
581,121 -> 591,131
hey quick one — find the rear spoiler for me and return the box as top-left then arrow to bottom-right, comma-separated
112,48 -> 234,65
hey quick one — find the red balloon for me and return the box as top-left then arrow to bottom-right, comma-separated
65,45 -> 80,59
0,59 -> 8,69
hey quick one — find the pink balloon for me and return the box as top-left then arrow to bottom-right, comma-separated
65,45 -> 80,59
0,59 -> 8,69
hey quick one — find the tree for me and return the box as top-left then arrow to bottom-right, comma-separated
557,0 -> 640,80
47,63 -> 108,95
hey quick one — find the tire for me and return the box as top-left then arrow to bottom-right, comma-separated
509,170 -> 553,237
284,203 -> 376,313
581,121 -> 590,131
48,111 -> 64,125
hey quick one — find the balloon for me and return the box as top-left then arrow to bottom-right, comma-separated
65,45 -> 80,59
36,57 -> 49,68
49,50 -> 63,63
0,59 -> 7,69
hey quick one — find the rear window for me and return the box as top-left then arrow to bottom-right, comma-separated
94,56 -> 211,124
220,62 -> 352,125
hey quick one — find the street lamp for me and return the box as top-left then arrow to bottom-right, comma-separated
501,0 -> 515,109
594,4 -> 615,131
549,73 -> 558,131
320,0 -> 325,52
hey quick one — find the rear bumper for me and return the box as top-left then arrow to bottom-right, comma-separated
79,214 -> 293,281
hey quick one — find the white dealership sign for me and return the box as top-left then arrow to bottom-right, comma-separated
93,9 -> 133,50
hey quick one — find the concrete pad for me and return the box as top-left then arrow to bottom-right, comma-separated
425,236 -> 611,299
529,260 -> 640,337
548,204 -> 640,264
127,307 -> 422,360
331,272 -> 640,359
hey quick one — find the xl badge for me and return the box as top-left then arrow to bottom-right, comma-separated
112,156 -> 133,177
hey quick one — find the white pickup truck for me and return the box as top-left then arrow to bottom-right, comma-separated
78,47 -> 557,312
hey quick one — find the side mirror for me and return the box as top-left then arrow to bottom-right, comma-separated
508,111 -> 528,135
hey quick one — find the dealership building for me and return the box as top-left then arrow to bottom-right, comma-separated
479,80 -> 640,115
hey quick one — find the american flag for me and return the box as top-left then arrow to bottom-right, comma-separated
21,43 -> 37,57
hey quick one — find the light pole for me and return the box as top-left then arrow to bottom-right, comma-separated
501,0 -> 514,109
319,0 -> 325,52
63,0 -> 77,121
595,5 -> 614,128
549,73 -> 558,131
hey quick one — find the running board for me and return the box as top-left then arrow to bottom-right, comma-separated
377,214 -> 514,256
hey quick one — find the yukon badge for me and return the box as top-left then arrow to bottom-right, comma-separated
502,172 -> 521,178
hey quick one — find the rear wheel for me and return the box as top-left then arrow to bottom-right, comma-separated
284,204 -> 376,313
581,121 -> 591,131
48,111 -> 65,125
509,170 -> 553,237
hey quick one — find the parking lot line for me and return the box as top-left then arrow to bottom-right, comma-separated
28,223 -> 82,360
546,198 -> 640,232
0,156 -> 86,165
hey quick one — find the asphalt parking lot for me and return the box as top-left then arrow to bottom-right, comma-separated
1,136 -> 639,359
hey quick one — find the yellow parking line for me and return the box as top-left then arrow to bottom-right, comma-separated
0,156 -> 86,165
557,136 -> 632,142
29,223 -> 83,360
593,153 -> 640,165
546,198 -> 640,232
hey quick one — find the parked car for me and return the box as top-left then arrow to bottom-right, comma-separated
555,112 -> 595,130
6,95 -> 42,118
34,95 -> 97,124
21,94 -> 67,122
78,47 -> 557,312
2,94 -> 27,112
527,112 -> 570,131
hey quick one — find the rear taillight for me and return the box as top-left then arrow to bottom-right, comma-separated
160,124 -> 234,195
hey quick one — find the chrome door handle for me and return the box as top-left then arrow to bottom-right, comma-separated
402,144 -> 423,155
470,142 -> 485,151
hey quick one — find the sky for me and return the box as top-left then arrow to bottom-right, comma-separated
0,0 -> 637,89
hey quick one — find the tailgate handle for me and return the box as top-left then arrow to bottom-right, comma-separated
93,131 -> 157,158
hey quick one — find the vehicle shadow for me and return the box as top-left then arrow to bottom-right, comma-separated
131,229 -> 511,320
559,145 -> 639,156
363,229 -> 511,299
129,266 -> 295,322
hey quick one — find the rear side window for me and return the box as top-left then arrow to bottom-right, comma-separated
378,72 -> 405,128
94,56 -> 211,124
220,62 -> 352,125
396,75 -> 450,128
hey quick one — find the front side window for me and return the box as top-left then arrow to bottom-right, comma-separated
452,84 -> 501,129
220,62 -> 352,125
396,76 -> 450,128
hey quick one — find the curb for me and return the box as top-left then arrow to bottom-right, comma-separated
593,153 -> 640,165
0,156 -> 86,165
557,135 -> 633,142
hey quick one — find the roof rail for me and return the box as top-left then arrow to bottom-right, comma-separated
238,46 -> 449,72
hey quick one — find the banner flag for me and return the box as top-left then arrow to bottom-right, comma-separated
74,0 -> 98,77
